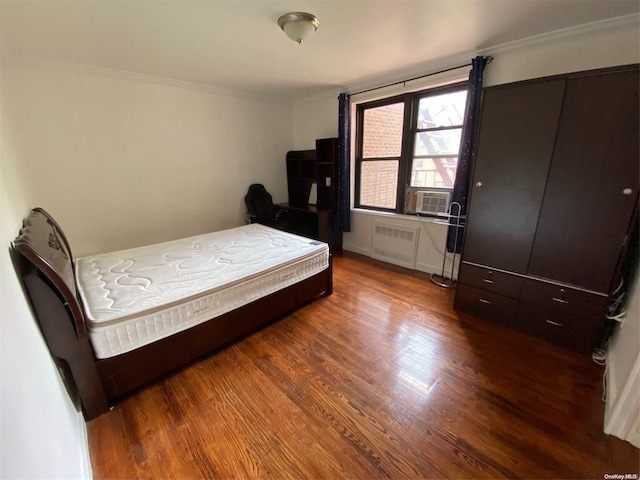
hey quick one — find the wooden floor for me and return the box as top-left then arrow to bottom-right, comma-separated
88,251 -> 639,479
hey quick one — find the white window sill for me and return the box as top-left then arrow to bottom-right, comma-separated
350,208 -> 448,225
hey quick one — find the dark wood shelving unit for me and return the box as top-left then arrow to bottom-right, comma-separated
286,149 -> 316,207
315,137 -> 339,210
281,138 -> 342,250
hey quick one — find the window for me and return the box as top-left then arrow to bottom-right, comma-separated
355,83 -> 468,213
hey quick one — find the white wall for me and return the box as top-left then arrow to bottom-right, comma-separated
293,95 -> 337,152
293,18 -> 640,278
609,277 -> 640,409
482,18 -> 640,88
1,91 -> 91,478
3,58 -> 293,257
606,275 -> 640,447
0,57 -> 294,477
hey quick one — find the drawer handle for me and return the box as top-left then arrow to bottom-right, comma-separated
479,298 -> 491,304
482,279 -> 495,284
552,297 -> 569,304
546,319 -> 563,327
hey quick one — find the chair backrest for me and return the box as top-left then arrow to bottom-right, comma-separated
244,184 -> 276,219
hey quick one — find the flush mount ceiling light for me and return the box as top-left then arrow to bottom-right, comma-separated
278,12 -> 320,44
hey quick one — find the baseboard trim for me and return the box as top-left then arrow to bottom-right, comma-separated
343,245 -> 459,280
343,244 -> 371,257
605,356 -> 618,426
78,412 -> 93,480
415,262 -> 442,275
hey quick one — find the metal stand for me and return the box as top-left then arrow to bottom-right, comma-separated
430,202 -> 465,288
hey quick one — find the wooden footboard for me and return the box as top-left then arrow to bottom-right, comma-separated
96,262 -> 332,401
12,208 -> 332,420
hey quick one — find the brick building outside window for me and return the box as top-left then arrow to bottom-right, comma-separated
355,83 -> 468,213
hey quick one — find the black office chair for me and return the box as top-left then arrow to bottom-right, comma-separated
244,184 -> 289,230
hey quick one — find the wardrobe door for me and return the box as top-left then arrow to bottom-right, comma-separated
462,79 -> 566,273
527,69 -> 640,294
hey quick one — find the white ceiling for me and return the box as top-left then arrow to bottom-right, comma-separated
1,1 -> 638,101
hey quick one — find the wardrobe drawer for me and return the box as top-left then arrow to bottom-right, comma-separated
455,284 -> 518,327
516,303 -> 604,353
458,263 -> 524,299
520,279 -> 609,317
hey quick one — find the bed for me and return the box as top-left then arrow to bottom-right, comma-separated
11,208 -> 332,420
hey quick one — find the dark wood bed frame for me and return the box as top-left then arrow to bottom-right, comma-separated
11,208 -> 333,420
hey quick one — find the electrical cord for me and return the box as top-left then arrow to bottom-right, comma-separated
592,348 -> 607,366
591,348 -> 608,402
606,309 -> 628,322
414,213 -> 446,257
592,277 -> 629,400
601,363 -> 609,402
611,277 -> 624,296
606,281 -> 627,324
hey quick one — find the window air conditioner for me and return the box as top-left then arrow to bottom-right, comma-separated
414,191 -> 451,215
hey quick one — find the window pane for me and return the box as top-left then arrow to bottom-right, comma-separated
362,103 -> 404,158
410,157 -> 457,188
414,129 -> 462,156
360,160 -> 398,209
417,91 -> 467,129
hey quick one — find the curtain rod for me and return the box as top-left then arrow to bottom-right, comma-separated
350,56 -> 493,97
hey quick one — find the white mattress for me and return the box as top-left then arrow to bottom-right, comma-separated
75,224 -> 329,359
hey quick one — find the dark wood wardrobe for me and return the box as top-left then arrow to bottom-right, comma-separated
454,64 -> 639,353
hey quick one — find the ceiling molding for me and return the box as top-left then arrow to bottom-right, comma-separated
2,12 -> 636,107
478,12 -> 638,56
0,50 -> 295,105
294,12 -> 639,106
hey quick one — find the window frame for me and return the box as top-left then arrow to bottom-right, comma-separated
354,81 -> 468,214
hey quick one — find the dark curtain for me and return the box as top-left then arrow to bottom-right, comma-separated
334,93 -> 351,232
446,56 -> 488,253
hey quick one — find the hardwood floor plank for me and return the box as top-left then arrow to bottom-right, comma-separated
276,310 -> 556,476
88,251 -> 638,479
239,331 -> 436,478
247,322 -> 474,479
261,321 -> 509,477
209,351 -> 346,479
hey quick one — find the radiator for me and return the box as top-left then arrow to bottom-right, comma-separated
372,222 -> 419,269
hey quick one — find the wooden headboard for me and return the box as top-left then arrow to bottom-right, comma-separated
12,208 -> 87,336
